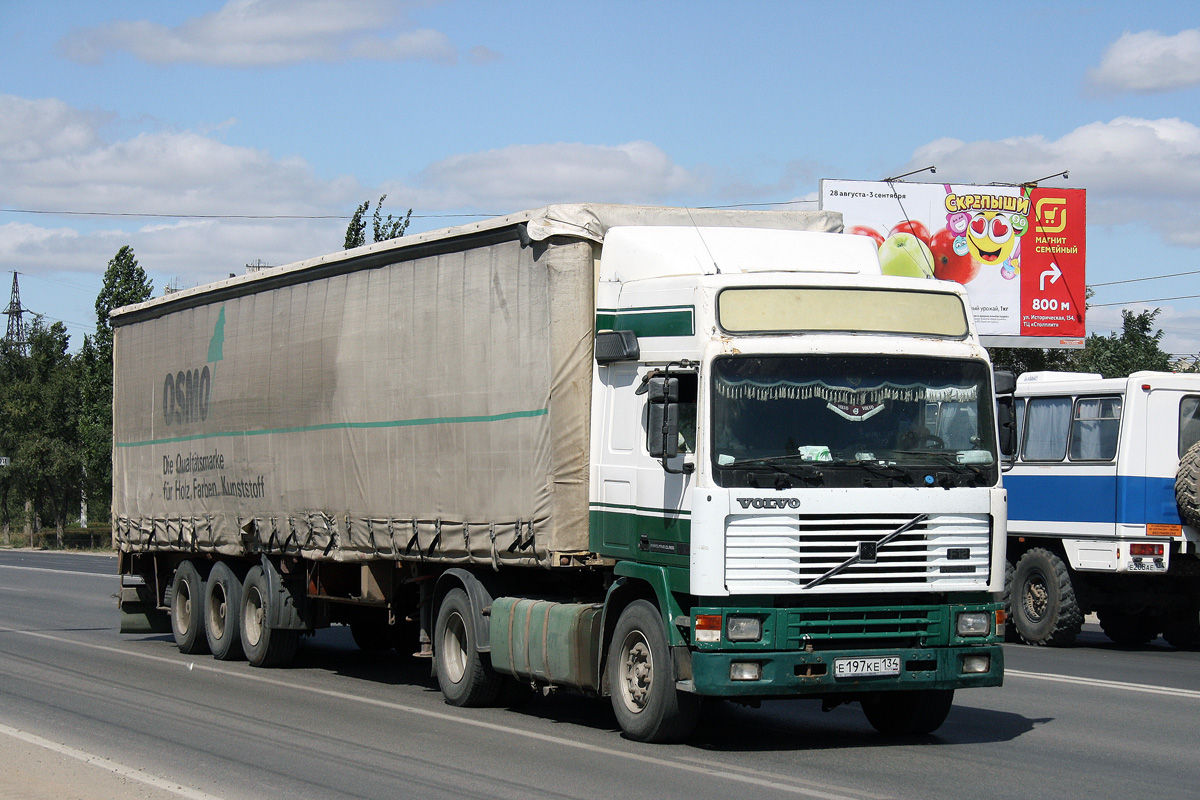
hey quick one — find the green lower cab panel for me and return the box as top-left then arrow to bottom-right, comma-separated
489,597 -> 603,692
689,644 -> 1003,697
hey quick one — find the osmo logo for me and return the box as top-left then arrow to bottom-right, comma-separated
163,367 -> 211,426
737,497 -> 801,510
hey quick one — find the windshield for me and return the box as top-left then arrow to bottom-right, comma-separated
710,355 -> 997,488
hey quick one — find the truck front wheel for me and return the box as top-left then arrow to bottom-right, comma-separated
1011,548 -> 1082,646
434,588 -> 501,707
861,689 -> 954,735
607,600 -> 699,743
170,560 -> 209,655
205,562 -> 245,661
240,566 -> 300,667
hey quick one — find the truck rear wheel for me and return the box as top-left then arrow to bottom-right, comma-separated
434,588 -> 501,707
861,689 -> 954,735
240,566 -> 300,667
205,562 -> 245,661
607,600 -> 700,743
1097,609 -> 1160,646
1162,606 -> 1200,649
170,560 -> 209,655
1175,441 -> 1200,530
1011,548 -> 1082,646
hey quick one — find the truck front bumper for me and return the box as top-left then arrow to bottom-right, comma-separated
687,644 -> 1003,697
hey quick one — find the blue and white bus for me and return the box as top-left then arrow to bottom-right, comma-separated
1003,371 -> 1200,647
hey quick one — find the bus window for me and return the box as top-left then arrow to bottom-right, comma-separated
1070,396 -> 1121,461
1023,396 -> 1071,461
1181,396 -> 1200,457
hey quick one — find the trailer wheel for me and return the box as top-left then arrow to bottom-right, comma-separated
1162,606 -> 1200,649
434,588 -> 501,707
1097,609 -> 1160,646
349,613 -> 394,653
170,560 -> 209,655
861,689 -> 954,735
240,566 -> 299,667
1011,548 -> 1082,646
205,562 -> 245,661
1176,441 -> 1200,530
607,600 -> 700,743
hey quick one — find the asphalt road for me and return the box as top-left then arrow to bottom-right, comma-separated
1,549 -> 1198,800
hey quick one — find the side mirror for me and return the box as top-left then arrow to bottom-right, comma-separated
997,396 -> 1017,460
646,376 -> 680,459
994,370 -> 1016,396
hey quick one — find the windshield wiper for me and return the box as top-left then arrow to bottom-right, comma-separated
720,456 -> 825,486
895,450 -> 991,485
842,460 -> 915,486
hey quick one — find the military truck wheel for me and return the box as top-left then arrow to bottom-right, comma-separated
434,588 -> 501,707
1002,560 -> 1019,643
862,689 -> 954,735
1097,609 -> 1160,646
170,560 -> 209,655
1162,606 -> 1200,649
607,600 -> 700,743
205,562 -> 245,661
240,566 -> 299,667
1175,441 -> 1200,530
1011,548 -> 1082,646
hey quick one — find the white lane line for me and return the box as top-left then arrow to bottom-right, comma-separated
2,627 -> 876,800
0,721 -> 225,800
1006,668 -> 1200,699
0,564 -> 113,578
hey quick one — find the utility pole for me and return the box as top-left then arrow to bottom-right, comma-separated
4,271 -> 30,355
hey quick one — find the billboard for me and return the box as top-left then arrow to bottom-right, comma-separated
820,179 -> 1086,347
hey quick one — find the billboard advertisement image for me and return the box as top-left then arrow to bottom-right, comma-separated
821,179 -> 1086,346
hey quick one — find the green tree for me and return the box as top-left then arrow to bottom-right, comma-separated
344,194 -> 412,249
95,246 -> 153,361
1074,308 -> 1173,378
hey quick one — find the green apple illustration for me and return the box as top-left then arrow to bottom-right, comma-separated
877,232 -> 936,278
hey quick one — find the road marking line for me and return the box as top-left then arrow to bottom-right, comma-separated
1,627 -> 873,800
0,721 -> 224,800
0,564 -> 113,578
1006,668 -> 1200,699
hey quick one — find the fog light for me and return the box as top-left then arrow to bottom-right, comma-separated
695,614 -> 722,643
730,661 -> 762,681
962,654 -> 990,674
957,611 -> 991,636
726,615 -> 763,642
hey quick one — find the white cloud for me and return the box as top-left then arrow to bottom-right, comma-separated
1089,29 -> 1200,94
59,0 -> 459,67
400,141 -> 707,211
908,117 -> 1200,247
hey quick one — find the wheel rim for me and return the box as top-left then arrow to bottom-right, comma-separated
175,583 -> 192,635
617,630 -> 653,713
1022,571 -> 1048,623
243,586 -> 264,647
441,611 -> 468,684
209,584 -> 227,638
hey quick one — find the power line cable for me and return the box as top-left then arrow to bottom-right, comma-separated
1091,268 -> 1200,287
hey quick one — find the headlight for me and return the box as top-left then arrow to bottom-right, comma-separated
730,661 -> 762,681
726,616 -> 763,642
956,611 -> 991,636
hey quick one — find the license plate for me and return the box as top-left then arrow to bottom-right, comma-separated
1127,561 -> 1165,572
834,656 -> 901,678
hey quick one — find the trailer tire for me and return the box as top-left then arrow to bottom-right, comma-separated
349,613 -> 394,653
862,689 -> 954,735
1011,548 -> 1082,646
1097,609 -> 1160,646
170,560 -> 209,655
240,566 -> 299,667
434,588 -> 501,707
205,562 -> 245,661
1162,606 -> 1200,649
1176,441 -> 1200,530
608,600 -> 700,743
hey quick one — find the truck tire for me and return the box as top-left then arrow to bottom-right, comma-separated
1176,441 -> 1200,530
170,560 -> 209,655
434,588 -> 501,707
349,613 -> 394,652
1162,606 -> 1200,649
1097,609 -> 1160,646
1002,560 -> 1018,643
607,600 -> 700,743
240,566 -> 300,667
1011,548 -> 1082,646
861,689 -> 954,735
205,562 -> 245,661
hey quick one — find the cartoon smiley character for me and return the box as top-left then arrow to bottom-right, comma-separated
964,211 -> 1018,266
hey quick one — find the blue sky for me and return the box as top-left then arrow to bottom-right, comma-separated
2,1 -> 1199,356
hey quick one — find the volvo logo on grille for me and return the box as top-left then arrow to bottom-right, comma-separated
737,497 -> 801,509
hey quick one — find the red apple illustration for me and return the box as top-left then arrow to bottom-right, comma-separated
930,227 -> 980,284
889,220 -> 931,245
847,225 -> 884,248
